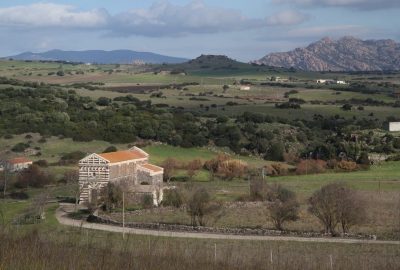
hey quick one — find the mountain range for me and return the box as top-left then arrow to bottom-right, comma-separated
8,50 -> 188,64
6,37 -> 400,71
255,37 -> 400,71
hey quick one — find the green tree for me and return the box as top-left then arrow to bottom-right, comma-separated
265,141 -> 285,161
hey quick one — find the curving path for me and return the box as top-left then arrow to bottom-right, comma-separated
56,204 -> 400,245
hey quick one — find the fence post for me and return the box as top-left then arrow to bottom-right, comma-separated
330,254 -> 333,270
270,250 -> 273,265
214,243 -> 217,265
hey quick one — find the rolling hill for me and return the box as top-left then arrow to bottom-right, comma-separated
8,49 -> 188,64
155,54 -> 287,75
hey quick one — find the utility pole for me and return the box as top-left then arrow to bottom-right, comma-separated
122,191 -> 125,240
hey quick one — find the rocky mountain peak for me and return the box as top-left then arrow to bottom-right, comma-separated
255,37 -> 400,71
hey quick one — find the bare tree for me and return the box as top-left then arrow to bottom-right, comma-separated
336,188 -> 366,233
29,192 -> 49,222
16,164 -> 54,188
267,184 -> 299,231
249,176 -> 268,201
186,159 -> 202,180
204,154 -> 229,181
187,188 -> 218,227
161,158 -> 178,182
308,183 -> 341,235
308,182 -> 365,235
63,169 -> 80,210
99,183 -> 123,211
0,153 -> 9,199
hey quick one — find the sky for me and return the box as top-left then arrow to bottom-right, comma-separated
0,0 -> 399,61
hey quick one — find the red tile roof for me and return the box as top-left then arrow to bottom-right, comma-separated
98,149 -> 147,163
8,157 -> 32,164
141,163 -> 163,173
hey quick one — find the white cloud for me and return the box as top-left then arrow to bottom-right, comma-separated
111,1 -> 309,37
111,0 -> 268,36
0,3 -> 109,28
273,0 -> 400,10
0,1 -> 309,37
266,10 -> 309,26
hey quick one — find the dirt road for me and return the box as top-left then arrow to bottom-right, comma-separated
56,204 -> 400,245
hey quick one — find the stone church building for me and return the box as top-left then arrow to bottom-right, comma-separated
78,147 -> 164,205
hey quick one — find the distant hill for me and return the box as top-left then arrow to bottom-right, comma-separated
255,37 -> 400,71
8,49 -> 188,64
156,54 -> 287,75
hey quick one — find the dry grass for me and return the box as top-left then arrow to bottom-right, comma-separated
0,228 -> 399,270
109,191 -> 400,239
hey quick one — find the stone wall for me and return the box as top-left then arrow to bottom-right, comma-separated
109,162 -> 137,184
88,214 -> 377,240
136,169 -> 162,185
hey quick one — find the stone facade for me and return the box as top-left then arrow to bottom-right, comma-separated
78,147 -> 164,205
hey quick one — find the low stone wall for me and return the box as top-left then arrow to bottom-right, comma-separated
87,214 -> 377,240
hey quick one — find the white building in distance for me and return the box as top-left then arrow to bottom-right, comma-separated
389,122 -> 400,132
240,85 -> 251,91
3,157 -> 33,172
317,79 -> 346,85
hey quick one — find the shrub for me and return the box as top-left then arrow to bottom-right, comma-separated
170,176 -> 189,182
267,184 -> 300,231
393,138 -> 400,149
336,160 -> 358,171
357,152 -> 370,165
186,159 -> 203,170
295,159 -> 327,175
204,154 -> 230,180
161,158 -> 179,182
99,183 -> 123,211
141,194 -> 154,209
102,146 -> 118,153
249,176 -> 268,201
59,151 -> 86,165
187,188 -> 214,227
216,159 -> 248,180
9,191 -> 29,200
275,102 -> 301,109
15,165 -> 54,188
265,142 -> 285,161
11,143 -> 30,152
265,163 -> 288,176
341,104 -> 352,111
96,97 -> 111,106
326,159 -> 338,169
38,137 -> 47,143
33,160 -> 48,167
162,189 -> 183,208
